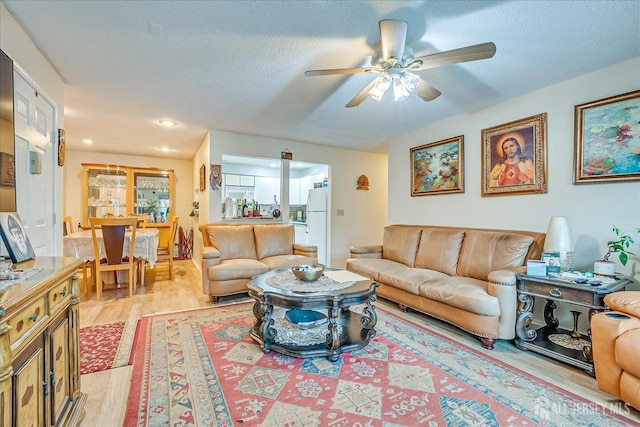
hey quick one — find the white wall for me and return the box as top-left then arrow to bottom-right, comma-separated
1,3 -> 65,254
198,130 -> 388,269
64,150 -> 194,252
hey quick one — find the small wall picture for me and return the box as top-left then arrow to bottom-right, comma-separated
57,128 -> 66,167
0,212 -> 36,263
0,152 -> 15,186
410,135 -> 464,196
199,164 -> 206,191
210,164 -> 222,190
481,113 -> 547,197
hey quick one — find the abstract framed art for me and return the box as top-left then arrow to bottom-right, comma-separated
410,135 -> 464,196
573,90 -> 640,184
481,113 -> 547,197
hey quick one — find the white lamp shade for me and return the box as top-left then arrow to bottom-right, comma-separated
544,216 -> 573,252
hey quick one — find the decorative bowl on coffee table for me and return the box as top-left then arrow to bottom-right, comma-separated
292,264 -> 325,281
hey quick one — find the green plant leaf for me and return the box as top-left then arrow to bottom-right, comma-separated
619,251 -> 628,266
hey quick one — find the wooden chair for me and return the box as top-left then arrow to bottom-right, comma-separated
62,216 -> 73,236
64,215 -> 94,291
89,217 -> 138,300
155,216 -> 179,280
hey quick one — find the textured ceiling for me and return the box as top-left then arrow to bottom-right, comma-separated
3,0 -> 640,160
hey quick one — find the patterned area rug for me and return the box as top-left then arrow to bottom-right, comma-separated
80,321 -> 137,375
124,302 -> 636,426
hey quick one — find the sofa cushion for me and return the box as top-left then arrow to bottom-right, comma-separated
346,258 -> 402,281
254,224 -> 294,260
207,225 -> 257,261
457,230 -> 533,281
418,276 -> 501,317
382,226 -> 422,267
207,258 -> 268,281
260,254 -> 317,270
378,266 -> 448,295
414,229 -> 465,275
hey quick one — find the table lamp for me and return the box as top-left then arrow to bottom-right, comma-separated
544,216 -> 574,271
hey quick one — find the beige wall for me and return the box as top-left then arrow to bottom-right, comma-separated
196,130 -> 389,270
64,150 -> 194,250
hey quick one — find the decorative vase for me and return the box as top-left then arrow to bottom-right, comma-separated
594,260 -> 615,276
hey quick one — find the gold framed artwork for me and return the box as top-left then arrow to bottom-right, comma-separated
57,128 -> 65,166
199,164 -> 206,191
0,152 -> 15,186
481,113 -> 547,197
410,135 -> 464,196
573,90 -> 640,184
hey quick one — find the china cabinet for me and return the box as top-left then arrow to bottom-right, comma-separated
0,257 -> 86,426
81,164 -> 174,239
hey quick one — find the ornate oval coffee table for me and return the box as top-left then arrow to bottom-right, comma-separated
247,268 -> 378,362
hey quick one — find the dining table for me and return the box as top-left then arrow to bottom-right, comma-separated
63,228 -> 160,286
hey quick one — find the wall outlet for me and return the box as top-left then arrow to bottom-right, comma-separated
336,209 -> 344,216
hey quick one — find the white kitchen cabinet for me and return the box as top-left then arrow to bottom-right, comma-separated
289,178 -> 301,205
225,174 -> 240,186
294,223 -> 308,244
254,177 -> 280,204
299,176 -> 313,204
240,175 -> 255,187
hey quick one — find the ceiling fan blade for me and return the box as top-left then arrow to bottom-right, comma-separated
345,79 -> 378,108
305,67 -> 376,77
380,19 -> 407,60
414,79 -> 442,102
412,42 -> 496,71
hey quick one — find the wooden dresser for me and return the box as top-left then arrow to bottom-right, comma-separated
0,257 -> 87,426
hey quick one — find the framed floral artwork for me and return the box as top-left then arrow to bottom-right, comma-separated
573,90 -> 640,184
410,135 -> 464,196
481,113 -> 547,197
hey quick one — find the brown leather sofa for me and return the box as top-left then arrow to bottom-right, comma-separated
346,224 -> 545,349
199,223 -> 318,302
591,291 -> 640,410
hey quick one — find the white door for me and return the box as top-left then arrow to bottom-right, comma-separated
13,71 -> 56,256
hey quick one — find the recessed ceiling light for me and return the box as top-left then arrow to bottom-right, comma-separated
158,119 -> 177,128
83,139 -> 93,144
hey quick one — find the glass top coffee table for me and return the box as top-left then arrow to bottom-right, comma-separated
247,268 -> 378,362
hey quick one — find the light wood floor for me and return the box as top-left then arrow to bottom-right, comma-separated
78,260 -> 640,426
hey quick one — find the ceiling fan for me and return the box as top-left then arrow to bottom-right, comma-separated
305,19 -> 496,108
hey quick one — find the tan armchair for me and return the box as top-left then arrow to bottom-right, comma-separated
591,291 -> 640,410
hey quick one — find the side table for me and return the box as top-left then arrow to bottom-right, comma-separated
515,273 -> 631,376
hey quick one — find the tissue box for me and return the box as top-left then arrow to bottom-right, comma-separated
527,260 -> 547,276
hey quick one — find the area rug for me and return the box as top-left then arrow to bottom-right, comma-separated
124,302 -> 637,426
80,321 -> 137,375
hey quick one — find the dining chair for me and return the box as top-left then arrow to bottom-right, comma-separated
64,215 -> 94,292
154,216 -> 179,280
89,216 -> 138,300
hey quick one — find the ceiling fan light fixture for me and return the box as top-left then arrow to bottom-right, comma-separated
369,75 -> 390,101
392,76 -> 411,101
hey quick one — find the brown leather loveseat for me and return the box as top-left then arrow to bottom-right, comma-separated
346,224 -> 545,349
591,291 -> 640,410
199,223 -> 318,302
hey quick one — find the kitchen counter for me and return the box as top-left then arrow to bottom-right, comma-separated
221,217 -> 282,223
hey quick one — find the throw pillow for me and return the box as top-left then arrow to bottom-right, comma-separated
207,225 -> 257,261
254,224 -> 294,260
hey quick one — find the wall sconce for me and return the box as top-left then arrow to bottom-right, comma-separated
357,175 -> 369,190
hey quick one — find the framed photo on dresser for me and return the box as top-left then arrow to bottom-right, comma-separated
0,212 -> 36,263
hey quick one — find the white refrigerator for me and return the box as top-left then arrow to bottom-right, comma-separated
306,188 -> 327,265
